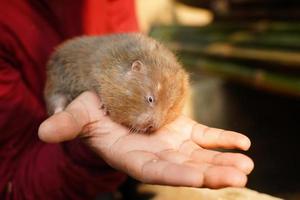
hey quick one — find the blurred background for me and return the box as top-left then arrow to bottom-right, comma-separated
116,0 -> 300,200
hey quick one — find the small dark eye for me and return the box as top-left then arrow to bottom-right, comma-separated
147,96 -> 154,104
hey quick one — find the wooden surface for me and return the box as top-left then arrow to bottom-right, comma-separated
138,185 -> 282,200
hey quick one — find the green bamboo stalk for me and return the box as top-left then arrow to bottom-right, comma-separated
167,42 -> 300,68
151,22 -> 300,37
181,56 -> 300,97
150,26 -> 300,49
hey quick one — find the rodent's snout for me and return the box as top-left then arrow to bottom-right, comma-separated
134,113 -> 158,133
144,119 -> 160,133
146,125 -> 155,133
139,120 -> 156,133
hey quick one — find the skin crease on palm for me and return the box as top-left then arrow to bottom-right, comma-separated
38,91 -> 254,189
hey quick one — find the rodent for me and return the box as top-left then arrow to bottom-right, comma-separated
45,33 -> 189,133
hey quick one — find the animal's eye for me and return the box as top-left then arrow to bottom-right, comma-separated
147,96 -> 154,104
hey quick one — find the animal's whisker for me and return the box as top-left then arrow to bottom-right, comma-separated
129,126 -> 135,134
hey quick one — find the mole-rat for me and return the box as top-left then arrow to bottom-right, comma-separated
45,33 -> 189,133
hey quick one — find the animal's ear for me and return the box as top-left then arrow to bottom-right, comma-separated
131,60 -> 143,72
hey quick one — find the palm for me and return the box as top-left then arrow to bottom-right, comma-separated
39,92 -> 253,188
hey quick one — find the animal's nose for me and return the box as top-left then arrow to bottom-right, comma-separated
146,125 -> 155,133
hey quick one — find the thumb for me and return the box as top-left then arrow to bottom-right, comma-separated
38,91 -> 102,143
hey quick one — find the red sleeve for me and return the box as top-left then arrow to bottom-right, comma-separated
0,0 -> 138,197
0,0 -> 138,198
0,47 -> 126,200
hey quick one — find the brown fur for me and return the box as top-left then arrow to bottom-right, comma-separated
45,33 -> 189,133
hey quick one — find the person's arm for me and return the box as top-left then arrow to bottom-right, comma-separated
39,91 -> 254,189
0,47 -> 125,199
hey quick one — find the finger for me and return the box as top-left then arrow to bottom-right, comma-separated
184,161 -> 247,188
141,158 -> 247,188
191,123 -> 251,150
203,166 -> 247,188
38,111 -> 84,143
190,149 -> 254,174
38,92 -> 102,143
155,149 -> 250,176
141,159 -> 205,187
120,150 -> 204,187
177,140 -> 253,174
123,151 -> 247,188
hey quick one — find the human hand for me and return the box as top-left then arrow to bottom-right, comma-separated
39,91 -> 254,188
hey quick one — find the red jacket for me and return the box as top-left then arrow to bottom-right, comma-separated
0,0 -> 138,199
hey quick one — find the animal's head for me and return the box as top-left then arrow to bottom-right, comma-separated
97,34 -> 189,133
